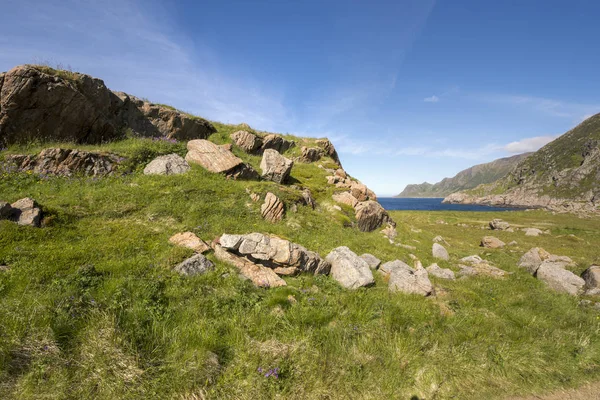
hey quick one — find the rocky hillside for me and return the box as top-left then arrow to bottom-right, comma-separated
396,153 -> 531,198
444,114 -> 600,212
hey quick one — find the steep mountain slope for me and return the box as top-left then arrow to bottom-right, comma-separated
396,153 -> 531,198
444,113 -> 600,212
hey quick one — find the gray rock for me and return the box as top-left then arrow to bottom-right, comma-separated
481,236 -> 505,249
360,254 -> 381,269
426,263 -> 456,280
432,243 -> 449,260
299,146 -> 323,163
524,228 -> 544,236
174,253 -> 214,276
433,236 -> 448,245
354,201 -> 394,232
582,265 -> 600,291
326,246 -> 374,289
458,255 -> 507,278
536,261 -> 585,295
517,247 -> 551,275
260,134 -> 295,154
231,130 -> 262,153
489,219 -> 510,230
143,153 -> 190,175
301,189 -> 316,209
261,192 -> 285,223
10,198 -> 42,227
260,149 -> 293,184
380,260 -> 432,296
219,234 -> 244,250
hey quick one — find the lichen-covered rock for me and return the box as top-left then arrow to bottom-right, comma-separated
481,236 -> 505,249
173,253 -> 214,276
144,154 -> 189,175
231,130 -> 262,153
6,148 -> 121,176
261,192 -> 285,223
260,149 -> 293,184
354,201 -> 393,232
432,243 -> 449,260
326,246 -> 374,289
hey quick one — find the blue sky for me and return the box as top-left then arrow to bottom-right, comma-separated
1,0 -> 599,195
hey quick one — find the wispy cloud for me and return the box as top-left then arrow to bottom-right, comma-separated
503,135 -> 557,153
423,95 -> 439,103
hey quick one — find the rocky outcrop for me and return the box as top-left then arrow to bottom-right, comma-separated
144,154 -> 189,175
185,139 -> 258,179
432,243 -> 449,260
169,232 -> 210,253
299,146 -> 323,163
354,201 -> 393,232
481,236 -> 505,249
0,198 -> 43,227
5,148 -> 121,177
213,244 -> 286,288
332,192 -> 358,208
260,134 -> 295,154
260,149 -> 293,184
0,65 -> 215,146
218,233 -> 330,277
379,260 -> 433,296
315,138 -> 342,167
326,247 -> 374,289
174,254 -> 214,276
231,130 -> 262,153
261,192 -> 285,222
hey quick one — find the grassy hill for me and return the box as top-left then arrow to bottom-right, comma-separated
1,121 -> 600,399
397,153 -> 531,198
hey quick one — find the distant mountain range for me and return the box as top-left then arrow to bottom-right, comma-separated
396,153 -> 531,198
444,113 -> 600,212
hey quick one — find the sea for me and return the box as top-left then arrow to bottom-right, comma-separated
378,197 -> 520,212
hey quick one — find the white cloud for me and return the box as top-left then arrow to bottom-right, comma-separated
424,95 -> 439,103
503,135 -> 557,154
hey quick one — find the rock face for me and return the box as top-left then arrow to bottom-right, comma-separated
354,201 -> 393,232
582,266 -> 600,294
360,254 -> 381,269
169,232 -> 210,253
260,134 -> 295,154
0,198 -> 43,227
213,244 -> 286,288
315,138 -> 342,166
426,263 -> 456,280
0,65 -> 215,146
332,192 -> 358,208
537,262 -> 585,295
231,130 -> 263,153
261,192 -> 285,223
260,149 -> 293,184
6,148 -> 121,176
174,254 -> 214,276
185,139 -> 258,179
219,232 -> 330,276
432,243 -> 449,260
144,154 -> 189,175
379,260 -> 433,296
489,219 -> 510,230
481,236 -> 505,249
326,247 -> 374,289
299,146 -> 323,163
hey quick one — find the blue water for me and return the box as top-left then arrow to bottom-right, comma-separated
378,197 -> 519,212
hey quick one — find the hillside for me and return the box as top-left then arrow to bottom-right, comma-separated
444,114 -> 600,212
396,153 -> 531,198
1,65 -> 600,399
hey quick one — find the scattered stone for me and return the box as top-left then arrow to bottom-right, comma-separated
480,236 -> 505,249
219,234 -> 244,250
517,247 -> 574,275
7,198 -> 42,227
537,262 -> 585,295
143,153 -> 189,175
458,255 -> 507,278
381,224 -> 398,241
249,193 -> 260,202
301,189 -> 316,209
426,263 -> 456,280
174,253 -> 214,276
360,254 -> 381,269
260,149 -> 293,184
213,244 -> 286,288
326,246 -> 374,289
582,266 -> 600,294
186,139 -> 258,179
433,236 -> 448,245
379,260 -> 432,296
6,148 -> 121,177
508,240 -> 518,246
231,130 -> 262,153
261,192 -> 285,223
315,138 -> 342,166
260,134 -> 295,154
432,243 -> 449,260
524,228 -> 544,236
299,146 -> 323,162
489,219 -> 510,230
354,201 -> 393,232
332,192 -> 358,208
169,232 -> 210,253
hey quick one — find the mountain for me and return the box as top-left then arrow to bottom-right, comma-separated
396,153 -> 532,198
444,113 -> 600,212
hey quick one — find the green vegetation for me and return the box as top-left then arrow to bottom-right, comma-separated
1,132 -> 600,399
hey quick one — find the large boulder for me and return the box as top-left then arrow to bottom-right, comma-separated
231,130 -> 262,153
379,260 -> 433,296
432,243 -> 449,260
174,254 -> 214,276
260,149 -> 293,184
315,138 -> 342,166
144,154 -> 189,175
489,219 -> 510,230
185,139 -> 258,179
8,198 -> 42,227
260,134 -> 295,154
354,201 -> 393,232
261,192 -> 285,223
6,148 -> 121,177
536,262 -> 585,295
582,266 -> 600,294
517,247 -> 574,275
480,236 -> 505,249
326,246 -> 374,289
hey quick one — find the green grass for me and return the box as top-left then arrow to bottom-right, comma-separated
1,135 -> 600,399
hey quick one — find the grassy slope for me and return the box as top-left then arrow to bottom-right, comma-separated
1,129 -> 600,399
